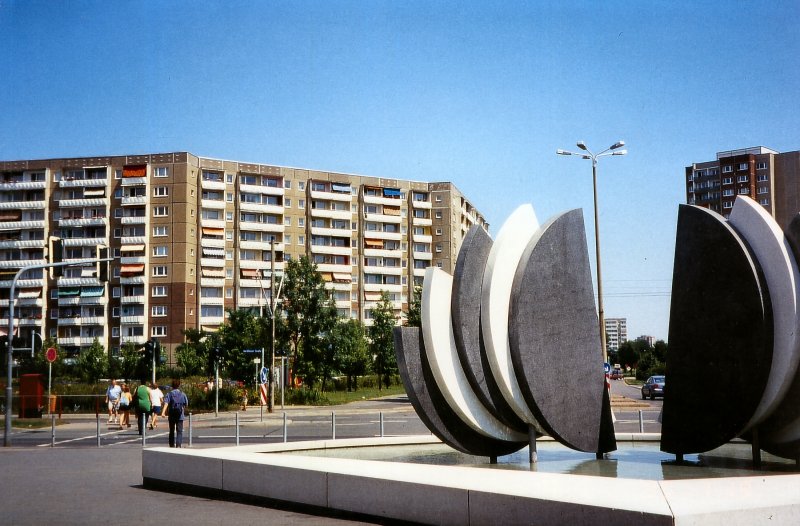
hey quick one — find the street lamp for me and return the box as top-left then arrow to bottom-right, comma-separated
556,140 -> 627,364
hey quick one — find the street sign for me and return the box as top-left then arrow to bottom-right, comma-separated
259,366 -> 268,385
243,348 -> 261,354
45,347 -> 57,363
603,362 -> 611,374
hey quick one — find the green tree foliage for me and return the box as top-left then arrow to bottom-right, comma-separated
175,328 -> 209,376
280,256 -> 337,389
217,309 -> 263,381
653,340 -> 668,363
616,341 -> 641,370
405,285 -> 422,327
369,291 -> 399,390
332,318 -> 369,391
118,341 -> 147,381
75,338 -> 108,383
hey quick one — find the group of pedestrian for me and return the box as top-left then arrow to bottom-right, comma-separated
105,378 -> 189,447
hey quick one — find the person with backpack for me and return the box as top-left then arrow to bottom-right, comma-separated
161,379 -> 189,447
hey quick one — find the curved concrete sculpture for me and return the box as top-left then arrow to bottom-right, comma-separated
508,209 -> 615,453
393,326 -> 527,457
761,214 -> 800,458
728,196 -> 800,432
662,205 -> 773,455
451,225 -> 528,433
481,204 -> 544,429
422,267 -> 528,442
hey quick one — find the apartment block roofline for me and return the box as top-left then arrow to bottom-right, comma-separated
716,146 -> 779,159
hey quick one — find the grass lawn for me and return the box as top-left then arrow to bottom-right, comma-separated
322,385 -> 406,405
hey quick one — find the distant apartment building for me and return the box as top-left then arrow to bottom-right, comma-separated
0,152 -> 487,364
636,335 -> 656,348
685,146 -> 800,230
604,317 -> 627,353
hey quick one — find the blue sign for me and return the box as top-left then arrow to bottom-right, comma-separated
603,362 -> 611,374
243,348 -> 261,354
260,366 -> 268,385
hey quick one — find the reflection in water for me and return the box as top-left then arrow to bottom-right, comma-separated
283,441 -> 797,481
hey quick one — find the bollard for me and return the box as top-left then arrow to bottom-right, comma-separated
188,412 -> 193,448
235,411 -> 240,446
331,411 -> 336,440
51,414 -> 55,448
96,414 -> 101,447
638,410 -> 644,433
380,412 -> 384,438
142,414 -> 147,447
283,412 -> 287,442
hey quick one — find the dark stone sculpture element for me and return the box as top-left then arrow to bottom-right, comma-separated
508,209 -> 615,453
394,326 -> 526,457
662,205 -> 773,455
451,225 -> 527,433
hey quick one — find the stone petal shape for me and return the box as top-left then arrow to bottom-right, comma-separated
451,224 -> 527,433
508,209 -> 614,453
480,204 -> 543,428
394,326 -> 526,457
661,205 -> 773,455
761,214 -> 800,458
728,196 -> 800,431
422,267 -> 527,442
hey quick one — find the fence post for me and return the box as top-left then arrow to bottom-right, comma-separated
283,412 -> 287,443
188,412 -> 193,448
96,414 -> 101,447
50,414 -> 55,447
142,414 -> 147,447
235,411 -> 240,446
331,411 -> 336,440
638,410 -> 644,433
380,411 -> 384,438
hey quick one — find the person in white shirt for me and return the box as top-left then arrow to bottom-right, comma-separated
148,382 -> 165,430
105,379 -> 122,424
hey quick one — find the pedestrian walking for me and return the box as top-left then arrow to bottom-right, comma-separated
118,384 -> 132,428
161,379 -> 189,448
105,379 -> 121,424
133,381 -> 152,435
149,382 -> 164,430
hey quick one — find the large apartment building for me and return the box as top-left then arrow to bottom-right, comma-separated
685,146 -> 800,230
604,317 -> 628,353
0,152 -> 488,365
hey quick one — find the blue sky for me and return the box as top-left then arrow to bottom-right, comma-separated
2,1 -> 799,340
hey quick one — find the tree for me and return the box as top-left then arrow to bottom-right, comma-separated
653,340 -> 668,363
333,319 -> 369,391
616,341 -> 640,370
75,338 -> 108,383
217,309 -> 262,381
405,285 -> 422,327
175,328 -> 209,376
369,291 -> 399,390
119,341 -> 147,381
279,256 -> 336,389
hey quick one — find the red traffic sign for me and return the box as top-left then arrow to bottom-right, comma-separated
46,347 -> 57,363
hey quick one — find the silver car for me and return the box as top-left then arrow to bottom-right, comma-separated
641,375 -> 665,400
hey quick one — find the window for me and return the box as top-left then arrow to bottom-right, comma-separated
112,287 -> 121,298
153,186 -> 168,197
298,181 -> 305,190
435,195 -> 442,203
435,211 -> 443,219
757,174 -> 769,182
737,175 -> 749,183
227,192 -> 234,202
154,167 -> 169,177
298,217 -> 305,227
152,285 -> 167,297
115,169 -> 122,179
738,188 -> 749,195
153,206 -> 168,217
285,234 -> 292,245
738,163 -> 749,171
152,265 -> 167,277
722,166 -> 733,173
298,235 -> 305,246
722,177 -> 733,185
435,244 -> 442,253
285,198 -> 291,208
760,198 -> 770,206
435,228 -> 443,236
299,199 -> 305,209
284,180 -> 291,189
695,170 -> 705,177
722,189 -> 734,197
758,187 -> 769,194
152,306 -> 168,317
723,201 -> 733,209
153,226 -> 168,237
112,327 -> 120,337
227,174 -> 234,184
757,162 -> 768,170
151,326 -> 167,337
153,246 -> 168,257
226,212 -> 234,221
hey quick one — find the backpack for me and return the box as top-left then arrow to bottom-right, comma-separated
168,389 -> 187,417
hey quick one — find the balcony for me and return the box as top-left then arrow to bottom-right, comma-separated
0,220 -> 46,230
364,248 -> 402,258
62,237 -> 106,247
310,244 -> 352,257
59,198 -> 106,208
238,240 -> 284,251
335,299 -> 351,309
236,297 -> 262,307
201,218 -> 226,229
0,258 -> 47,269
200,277 -> 225,287
239,202 -> 283,215
311,226 -> 352,238
0,200 -> 46,210
120,315 -> 146,325
310,208 -> 352,221
412,217 -> 432,227
238,222 -> 285,233
202,237 -> 226,249
121,215 -> 147,225
363,265 -> 403,276
412,200 -> 432,209
201,179 -> 226,191
238,278 -> 271,288
363,283 -> 402,293
240,183 -> 284,197
0,180 -> 46,191
311,190 -> 352,203
363,195 -> 402,206
121,196 -> 148,206
324,282 -> 353,291
201,199 -> 226,210
120,295 -> 145,304
364,213 -> 401,224
120,275 -> 146,285
413,234 -> 432,244
120,236 -> 147,246
200,257 -> 226,268
58,217 -> 108,228
362,231 -> 402,241
0,239 -> 46,250
317,263 -> 352,274
120,177 -> 147,187
413,268 -> 427,277
413,251 -> 433,261
59,177 -> 108,189
0,278 -> 44,288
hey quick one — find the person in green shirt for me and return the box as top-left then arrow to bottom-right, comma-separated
133,381 -> 152,435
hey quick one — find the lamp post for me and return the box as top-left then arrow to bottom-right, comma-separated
556,140 -> 627,364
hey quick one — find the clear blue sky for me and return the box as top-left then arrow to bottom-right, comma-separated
2,1 -> 799,341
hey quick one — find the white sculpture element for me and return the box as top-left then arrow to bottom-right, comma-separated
729,196 -> 800,431
421,267 -> 527,442
480,204 -> 543,427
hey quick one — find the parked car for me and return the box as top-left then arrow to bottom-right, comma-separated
641,375 -> 665,399
610,368 -> 623,380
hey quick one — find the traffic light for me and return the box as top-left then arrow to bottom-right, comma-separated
96,246 -> 108,282
153,339 -> 163,364
48,237 -> 63,278
144,340 -> 154,360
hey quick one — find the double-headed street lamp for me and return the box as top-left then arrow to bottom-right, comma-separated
556,140 -> 627,364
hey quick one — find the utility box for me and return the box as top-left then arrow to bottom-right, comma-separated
19,373 -> 44,418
